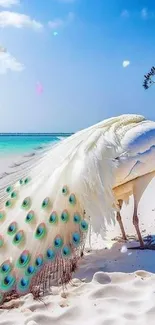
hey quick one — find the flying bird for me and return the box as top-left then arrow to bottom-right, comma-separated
0,114 -> 155,306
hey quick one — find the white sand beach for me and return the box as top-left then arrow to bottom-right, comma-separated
0,241 -> 155,325
0,152 -> 155,325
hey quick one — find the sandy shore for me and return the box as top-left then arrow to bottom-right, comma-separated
0,241 -> 155,325
0,152 -> 155,324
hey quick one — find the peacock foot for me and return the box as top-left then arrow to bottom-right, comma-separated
128,235 -> 155,250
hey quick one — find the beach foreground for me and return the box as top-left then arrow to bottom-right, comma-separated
0,240 -> 155,325
0,151 -> 155,324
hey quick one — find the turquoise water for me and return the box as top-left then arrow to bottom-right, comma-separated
0,134 -> 72,154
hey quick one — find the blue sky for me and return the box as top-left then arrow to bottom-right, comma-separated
0,0 -> 154,132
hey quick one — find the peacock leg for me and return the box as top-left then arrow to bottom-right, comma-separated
133,213 -> 144,248
116,199 -> 127,241
129,197 -> 155,250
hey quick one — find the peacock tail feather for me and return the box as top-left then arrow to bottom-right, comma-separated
0,114 -> 146,305
0,175 -> 89,304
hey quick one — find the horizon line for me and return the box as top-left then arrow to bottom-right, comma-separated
0,133 -> 74,135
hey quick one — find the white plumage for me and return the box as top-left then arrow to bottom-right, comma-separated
0,113 -> 154,305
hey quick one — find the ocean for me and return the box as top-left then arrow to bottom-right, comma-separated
0,133 -> 72,155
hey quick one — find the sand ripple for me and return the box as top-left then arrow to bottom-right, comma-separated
0,270 -> 154,325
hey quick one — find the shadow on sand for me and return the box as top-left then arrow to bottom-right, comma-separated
75,240 -> 155,282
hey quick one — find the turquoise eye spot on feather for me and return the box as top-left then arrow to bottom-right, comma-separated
54,236 -> 63,249
73,213 -> 81,224
69,193 -> 76,205
0,260 -> 12,275
35,255 -> 43,268
46,248 -> 55,261
42,197 -> 50,209
61,210 -> 69,223
24,177 -> 30,185
5,199 -> 12,208
7,222 -> 17,235
62,185 -> 68,195
13,230 -> 24,245
6,186 -> 12,193
18,277 -> 30,292
0,274 -> 15,292
62,246 -> 71,258
0,211 -> 5,221
49,211 -> 58,224
21,197 -> 31,210
19,179 -> 23,185
17,250 -> 31,268
25,210 -> 35,223
35,223 -> 46,239
80,220 -> 88,232
72,232 -> 80,246
11,191 -> 17,199
0,235 -> 4,248
25,265 -> 35,276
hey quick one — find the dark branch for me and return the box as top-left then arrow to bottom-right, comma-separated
143,66 -> 155,90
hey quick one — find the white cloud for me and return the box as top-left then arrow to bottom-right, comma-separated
122,60 -> 130,68
141,8 -> 148,19
121,10 -> 129,18
0,0 -> 19,7
0,45 -> 6,52
0,51 -> 24,74
48,12 -> 74,30
0,11 -> 43,30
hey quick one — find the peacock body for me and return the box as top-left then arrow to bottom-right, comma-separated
0,113 -> 155,305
